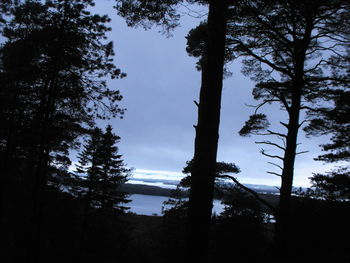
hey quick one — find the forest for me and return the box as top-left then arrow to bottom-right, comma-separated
0,1 -> 349,263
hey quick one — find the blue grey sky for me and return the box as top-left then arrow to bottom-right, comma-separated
92,1 -> 335,187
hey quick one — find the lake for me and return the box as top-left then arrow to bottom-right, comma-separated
128,194 -> 225,216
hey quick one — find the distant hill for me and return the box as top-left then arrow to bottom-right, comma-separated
120,182 -> 283,197
120,183 -> 174,197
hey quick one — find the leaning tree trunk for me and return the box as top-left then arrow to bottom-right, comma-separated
186,1 -> 228,263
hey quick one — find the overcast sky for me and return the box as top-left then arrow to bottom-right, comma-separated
90,1 -> 336,187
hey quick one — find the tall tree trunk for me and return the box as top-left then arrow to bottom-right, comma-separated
275,19 -> 312,252
186,1 -> 228,262
275,93 -> 301,249
275,67 -> 304,253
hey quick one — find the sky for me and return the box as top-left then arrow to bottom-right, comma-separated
89,1 -> 336,187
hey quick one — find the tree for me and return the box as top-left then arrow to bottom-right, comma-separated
161,159 -> 241,262
76,125 -> 131,213
304,46 -> 350,202
211,185 -> 267,263
114,1 -> 230,262
306,169 -> 350,201
0,1 -> 125,261
181,159 -> 275,213
75,125 -> 130,263
221,0 -> 350,250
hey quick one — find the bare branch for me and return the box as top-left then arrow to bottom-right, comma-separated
298,119 -> 309,128
260,149 -> 284,160
244,100 -> 279,113
244,103 -> 257,108
267,130 -> 287,138
267,171 -> 282,177
254,100 -> 279,114
296,150 -> 309,155
276,136 -> 286,148
280,121 -> 288,129
255,141 -> 286,151
255,130 -> 287,138
194,100 -> 199,108
268,162 -> 283,170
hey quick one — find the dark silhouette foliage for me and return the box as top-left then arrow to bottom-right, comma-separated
1,1 -> 349,263
0,1 -> 127,262
239,113 -> 270,137
225,0 -> 350,250
76,125 -> 131,213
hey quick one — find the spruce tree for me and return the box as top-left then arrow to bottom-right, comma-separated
76,125 -> 131,213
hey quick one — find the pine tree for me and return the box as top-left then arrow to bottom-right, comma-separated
115,2 -> 229,261
76,125 -> 131,213
304,48 -> 350,202
0,1 -> 126,261
222,0 -> 350,250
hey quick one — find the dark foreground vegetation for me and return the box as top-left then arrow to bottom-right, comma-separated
1,0 -> 349,263
2,182 -> 350,263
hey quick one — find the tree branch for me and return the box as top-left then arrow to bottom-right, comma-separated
236,41 -> 293,78
267,161 -> 283,170
267,130 -> 287,138
255,141 -> 286,151
296,150 -> 309,155
256,130 -> 287,138
298,119 -> 309,128
267,171 -> 282,177
280,121 -> 288,129
254,99 -> 280,114
216,174 -> 277,214
260,149 -> 284,160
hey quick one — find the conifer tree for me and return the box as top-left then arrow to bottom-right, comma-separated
76,125 -> 131,213
223,0 -> 350,249
114,2 -> 229,261
304,48 -> 350,201
0,1 -> 125,261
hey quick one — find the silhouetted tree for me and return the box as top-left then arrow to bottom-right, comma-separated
181,159 -> 275,213
0,1 -> 125,261
161,159 -> 241,263
304,47 -> 350,202
76,125 -> 131,213
224,0 -> 350,250
75,125 -> 130,262
211,186 -> 267,263
114,1 -> 230,261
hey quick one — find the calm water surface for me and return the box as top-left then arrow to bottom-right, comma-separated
128,194 -> 224,216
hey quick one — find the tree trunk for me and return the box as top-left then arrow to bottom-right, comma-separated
275,71 -> 303,253
274,20 -> 312,252
186,1 -> 228,262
